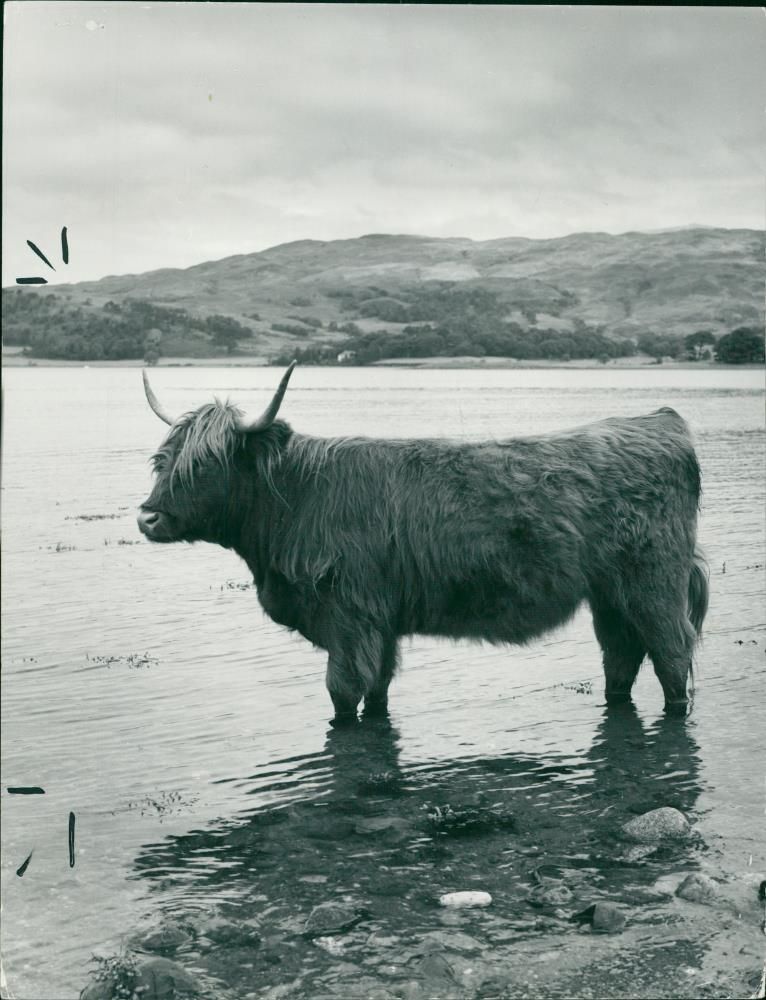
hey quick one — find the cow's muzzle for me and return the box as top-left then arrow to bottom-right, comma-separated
137,508 -> 178,542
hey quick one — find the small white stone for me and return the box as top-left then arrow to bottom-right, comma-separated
438,891 -> 492,908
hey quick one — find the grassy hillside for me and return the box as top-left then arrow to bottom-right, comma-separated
3,227 -> 762,362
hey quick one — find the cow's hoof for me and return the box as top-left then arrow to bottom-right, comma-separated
663,699 -> 689,718
605,689 -> 633,705
361,699 -> 389,719
329,712 -> 359,729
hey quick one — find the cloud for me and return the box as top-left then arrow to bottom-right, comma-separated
3,3 -> 763,284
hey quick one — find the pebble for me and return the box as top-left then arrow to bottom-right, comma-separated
439,891 -> 492,908
621,807 -> 691,843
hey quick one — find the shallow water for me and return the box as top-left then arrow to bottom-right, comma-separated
1,366 -> 764,999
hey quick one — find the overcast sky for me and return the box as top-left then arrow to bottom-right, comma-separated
3,2 -> 764,285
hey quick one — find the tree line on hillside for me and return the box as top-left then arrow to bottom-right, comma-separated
638,328 -> 763,364
3,285 -> 762,366
327,282 -> 579,323
2,290 -> 254,361
273,324 -> 763,367
340,321 -> 635,363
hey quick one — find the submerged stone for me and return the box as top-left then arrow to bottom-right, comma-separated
419,930 -> 485,953
134,921 -> 192,954
675,872 -> 720,904
571,902 -> 627,934
621,844 -> 659,863
304,901 -> 362,936
134,957 -> 200,999
621,807 -> 690,843
592,902 -> 627,933
527,884 -> 574,907
193,915 -> 260,948
80,982 -> 113,1000
413,951 -> 455,983
354,816 -> 411,838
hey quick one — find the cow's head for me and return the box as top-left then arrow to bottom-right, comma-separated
137,363 -> 296,544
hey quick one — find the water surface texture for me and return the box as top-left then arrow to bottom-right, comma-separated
2,366 -> 764,999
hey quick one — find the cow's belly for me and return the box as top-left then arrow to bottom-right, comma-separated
405,576 -> 585,645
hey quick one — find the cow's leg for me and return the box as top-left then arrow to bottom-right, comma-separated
590,599 -> 647,705
362,637 -> 399,718
643,621 -> 695,717
326,651 -> 362,726
617,573 -> 695,716
326,628 -> 389,727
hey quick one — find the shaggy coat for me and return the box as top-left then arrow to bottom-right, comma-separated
139,389 -> 708,722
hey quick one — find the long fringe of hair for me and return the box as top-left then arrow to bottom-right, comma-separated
151,401 -> 243,492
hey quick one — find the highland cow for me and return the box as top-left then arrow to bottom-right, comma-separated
138,364 -> 708,724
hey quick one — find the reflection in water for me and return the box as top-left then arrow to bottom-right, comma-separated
131,707 -> 703,906
586,705 -> 703,819
125,712 -> 713,995
133,710 -> 704,882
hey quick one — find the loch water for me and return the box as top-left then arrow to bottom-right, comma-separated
1,366 -> 764,999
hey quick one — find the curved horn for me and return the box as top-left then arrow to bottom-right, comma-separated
234,361 -> 297,433
142,370 -> 176,426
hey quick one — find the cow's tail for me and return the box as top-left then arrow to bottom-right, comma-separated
688,547 -> 710,637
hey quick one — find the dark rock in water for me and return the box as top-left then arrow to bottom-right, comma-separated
304,901 -> 364,936
134,957 -> 200,998
675,872 -> 720,904
133,920 -> 193,954
571,902 -> 626,934
193,914 -> 261,948
80,982 -> 113,1000
304,816 -> 355,840
354,816 -> 411,839
413,951 -> 455,984
592,902 -> 627,934
527,884 -> 574,908
621,807 -> 690,843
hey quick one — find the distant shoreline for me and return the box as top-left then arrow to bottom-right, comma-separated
2,351 -> 761,371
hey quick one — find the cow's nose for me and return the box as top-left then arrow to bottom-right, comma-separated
137,509 -> 160,534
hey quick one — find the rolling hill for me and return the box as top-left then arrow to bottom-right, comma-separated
3,227 -> 762,361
